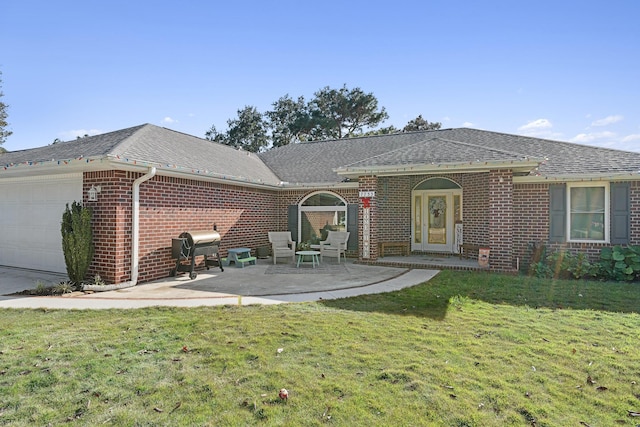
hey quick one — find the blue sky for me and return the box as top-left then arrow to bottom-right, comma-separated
2,0 -> 639,152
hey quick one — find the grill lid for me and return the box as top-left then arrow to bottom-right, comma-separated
179,230 -> 221,245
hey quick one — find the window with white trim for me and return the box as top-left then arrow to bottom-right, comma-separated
298,192 -> 347,246
568,183 -> 608,242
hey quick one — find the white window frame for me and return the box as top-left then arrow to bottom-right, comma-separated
298,191 -> 347,244
566,182 -> 609,243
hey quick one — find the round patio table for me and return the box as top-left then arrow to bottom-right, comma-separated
295,250 -> 321,268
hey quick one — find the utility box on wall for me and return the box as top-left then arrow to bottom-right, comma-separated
478,247 -> 490,268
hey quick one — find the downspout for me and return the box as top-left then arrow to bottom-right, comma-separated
84,166 -> 157,292
130,167 -> 157,285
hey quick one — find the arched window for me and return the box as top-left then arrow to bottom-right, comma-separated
414,177 -> 461,190
298,191 -> 347,246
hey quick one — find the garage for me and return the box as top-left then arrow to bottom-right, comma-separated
0,173 -> 83,273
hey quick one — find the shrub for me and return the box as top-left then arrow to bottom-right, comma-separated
564,252 -> 593,279
61,201 -> 94,285
597,246 -> 640,282
34,280 -> 49,295
53,281 -> 74,295
529,260 -> 553,279
530,251 -> 594,280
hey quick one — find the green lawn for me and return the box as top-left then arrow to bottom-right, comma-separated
1,271 -> 639,426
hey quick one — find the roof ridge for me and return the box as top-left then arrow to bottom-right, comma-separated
435,136 -> 541,160
107,123 -> 154,156
286,128 -> 449,146
460,128 -> 640,156
62,123 -> 148,145
339,135 -> 543,170
339,137 -> 436,168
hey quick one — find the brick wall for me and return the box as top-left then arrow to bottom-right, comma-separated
359,176 -> 378,259
487,170 -> 514,271
513,180 -> 640,269
630,181 -> 640,245
84,170 -> 132,284
379,177 -> 640,271
513,180 -> 610,265
85,171 -> 279,284
377,176 -> 411,248
513,183 -> 548,268
374,173 -> 491,257
458,173 -> 490,248
84,169 -> 640,282
374,172 -> 515,269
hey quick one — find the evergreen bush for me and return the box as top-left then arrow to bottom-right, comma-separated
61,201 -> 94,285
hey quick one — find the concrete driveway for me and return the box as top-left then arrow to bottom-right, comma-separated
0,266 -> 68,295
0,260 -> 438,309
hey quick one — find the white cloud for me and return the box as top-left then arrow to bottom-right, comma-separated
59,129 -> 102,140
516,119 -> 563,140
462,122 -> 474,128
591,115 -> 623,127
567,132 -> 640,152
518,119 -> 552,132
570,131 -> 616,144
162,117 -> 177,124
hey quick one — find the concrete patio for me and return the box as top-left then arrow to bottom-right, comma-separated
0,259 -> 442,309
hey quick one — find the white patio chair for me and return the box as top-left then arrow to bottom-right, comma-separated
268,232 -> 296,264
320,231 -> 350,263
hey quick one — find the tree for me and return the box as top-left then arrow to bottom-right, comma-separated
402,115 -> 441,132
0,70 -> 12,147
205,84 -> 391,149
225,106 -> 268,153
361,125 -> 401,137
204,124 -> 227,144
265,95 -> 314,147
308,85 -> 389,139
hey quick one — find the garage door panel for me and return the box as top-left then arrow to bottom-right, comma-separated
3,202 -> 18,223
0,174 -> 82,273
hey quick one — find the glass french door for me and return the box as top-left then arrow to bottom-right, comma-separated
412,190 -> 461,252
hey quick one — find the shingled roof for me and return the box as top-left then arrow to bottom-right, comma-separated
3,125 -> 639,186
258,128 -> 640,183
1,124 -> 282,185
1,124 -> 146,164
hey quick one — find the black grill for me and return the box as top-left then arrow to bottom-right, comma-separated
171,230 -> 224,279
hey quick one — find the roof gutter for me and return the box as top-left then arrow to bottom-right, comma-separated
514,171 -> 640,183
335,159 -> 542,178
104,156 -> 283,190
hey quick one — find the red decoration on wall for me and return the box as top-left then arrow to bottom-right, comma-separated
361,197 -> 371,208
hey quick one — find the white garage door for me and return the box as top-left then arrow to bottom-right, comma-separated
0,173 -> 83,273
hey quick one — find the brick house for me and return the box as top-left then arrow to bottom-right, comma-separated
1,123 -> 639,284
